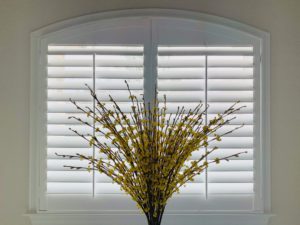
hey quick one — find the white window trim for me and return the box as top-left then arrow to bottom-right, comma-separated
28,8 -> 272,225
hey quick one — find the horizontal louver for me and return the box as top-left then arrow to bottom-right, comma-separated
157,46 -> 254,196
47,45 -> 144,195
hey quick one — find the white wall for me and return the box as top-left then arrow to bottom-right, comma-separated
0,1 -> 299,225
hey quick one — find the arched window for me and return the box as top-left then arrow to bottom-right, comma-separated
29,9 -> 271,225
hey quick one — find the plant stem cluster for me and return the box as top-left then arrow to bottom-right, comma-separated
57,82 -> 246,225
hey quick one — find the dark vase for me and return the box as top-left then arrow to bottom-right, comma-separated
145,212 -> 164,225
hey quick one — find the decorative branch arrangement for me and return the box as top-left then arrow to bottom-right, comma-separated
56,81 -> 246,225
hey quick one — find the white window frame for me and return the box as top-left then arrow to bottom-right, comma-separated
28,9 -> 272,225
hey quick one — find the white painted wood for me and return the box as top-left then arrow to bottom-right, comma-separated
30,8 -> 271,217
27,213 -> 273,225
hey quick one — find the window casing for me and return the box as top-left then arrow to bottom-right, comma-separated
30,9 -> 270,219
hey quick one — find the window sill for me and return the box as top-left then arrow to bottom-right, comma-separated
26,212 -> 273,225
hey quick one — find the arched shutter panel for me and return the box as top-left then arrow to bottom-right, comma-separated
40,16 -> 262,211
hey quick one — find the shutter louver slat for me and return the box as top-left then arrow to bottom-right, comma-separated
48,78 -> 93,89
47,113 -> 93,124
47,171 -> 93,183
207,91 -> 253,102
158,91 -> 254,103
48,67 -> 144,78
47,124 -> 93,136
47,148 -> 93,159
48,136 -> 91,148
96,67 -> 143,78
207,79 -> 253,90
48,90 -> 92,101
158,56 -> 206,67
207,67 -> 253,78
95,55 -> 143,67
48,67 -> 93,78
48,55 -> 93,66
207,171 -> 253,183
205,149 -> 253,160
207,56 -> 253,67
158,80 -> 205,91
208,114 -> 253,125
157,91 -> 204,102
159,102 -> 253,114
158,68 -> 205,78
95,78 -> 143,89
47,159 -> 90,171
47,183 -> 92,194
48,90 -> 144,101
48,101 -> 149,113
47,102 -> 93,113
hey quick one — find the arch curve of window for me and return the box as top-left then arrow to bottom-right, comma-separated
29,9 -> 271,225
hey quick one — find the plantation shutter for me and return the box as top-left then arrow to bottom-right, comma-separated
157,46 -> 254,197
47,45 -> 144,196
39,17 -> 263,211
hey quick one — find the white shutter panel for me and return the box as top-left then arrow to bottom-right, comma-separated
157,46 -> 254,197
47,45 -> 144,196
